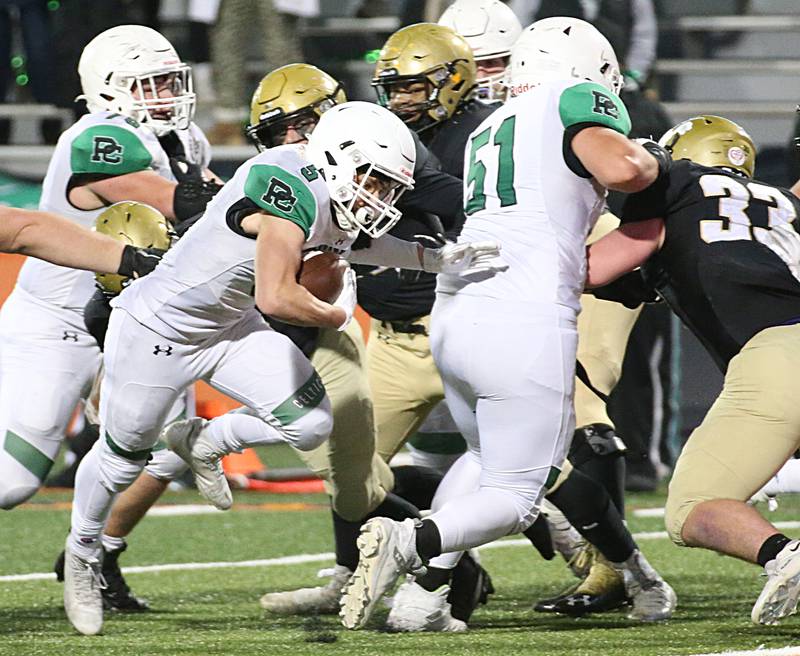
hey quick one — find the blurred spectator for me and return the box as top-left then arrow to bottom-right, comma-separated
0,0 -> 58,143
209,0 -> 315,144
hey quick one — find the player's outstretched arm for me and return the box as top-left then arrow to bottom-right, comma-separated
244,212 -> 348,330
585,217 -> 664,288
572,127 -> 665,193
0,205 -> 143,274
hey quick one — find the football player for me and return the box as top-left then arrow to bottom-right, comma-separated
586,114 -> 800,625
0,25 -> 220,510
62,100 -> 502,635
339,17 -> 676,631
438,0 -> 522,102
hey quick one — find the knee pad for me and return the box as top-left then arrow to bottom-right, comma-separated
278,399 -> 333,452
95,439 -> 149,494
664,493 -> 696,547
569,424 -> 626,467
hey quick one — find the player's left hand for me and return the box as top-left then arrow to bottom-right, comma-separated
423,241 -> 507,276
118,244 -> 165,280
333,267 -> 358,331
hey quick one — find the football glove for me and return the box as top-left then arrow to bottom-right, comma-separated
170,157 -> 224,224
589,269 -> 660,309
422,241 -> 507,276
117,245 -> 164,280
635,138 -> 672,183
333,267 -> 357,331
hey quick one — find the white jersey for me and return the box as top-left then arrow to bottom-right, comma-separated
115,144 -> 357,343
14,111 -> 210,310
437,79 -> 630,314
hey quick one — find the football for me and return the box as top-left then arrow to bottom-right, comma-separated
298,251 -> 348,303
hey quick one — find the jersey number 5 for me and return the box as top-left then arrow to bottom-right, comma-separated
465,115 -> 517,215
699,174 -> 797,244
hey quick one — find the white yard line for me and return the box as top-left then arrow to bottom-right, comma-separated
4,521 -> 800,584
688,648 -> 800,656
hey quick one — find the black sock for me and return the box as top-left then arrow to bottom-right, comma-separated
391,465 -> 444,510
331,509 -> 360,571
523,514 -> 555,560
569,424 -> 627,517
366,492 -> 421,521
548,468 -> 636,563
416,566 -> 452,592
757,533 -> 792,567
415,519 -> 442,561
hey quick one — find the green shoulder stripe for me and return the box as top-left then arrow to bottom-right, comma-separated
558,82 -> 631,136
244,164 -> 317,237
71,125 -> 153,175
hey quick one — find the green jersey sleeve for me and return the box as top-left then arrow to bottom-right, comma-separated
243,164 -> 318,237
558,82 -> 631,136
70,125 -> 153,176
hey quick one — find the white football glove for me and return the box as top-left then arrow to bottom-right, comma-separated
333,267 -> 357,331
422,241 -> 507,276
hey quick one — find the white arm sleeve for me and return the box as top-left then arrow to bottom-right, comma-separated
346,234 -> 425,270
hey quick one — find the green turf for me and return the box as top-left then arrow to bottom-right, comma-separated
2,472 -> 800,656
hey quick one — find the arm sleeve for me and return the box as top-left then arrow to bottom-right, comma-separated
346,233 -> 424,270
70,125 -> 153,176
243,164 -> 317,237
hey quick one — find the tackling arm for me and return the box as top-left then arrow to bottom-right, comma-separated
243,212 -> 347,329
0,205 -> 129,273
585,217 -> 665,288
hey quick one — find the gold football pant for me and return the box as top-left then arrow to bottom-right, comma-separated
665,324 -> 800,545
292,320 -> 394,521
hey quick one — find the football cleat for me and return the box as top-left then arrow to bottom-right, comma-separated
260,565 -> 352,614
542,500 -> 589,578
534,555 -> 628,616
386,579 -> 467,632
339,517 -> 425,630
164,417 -> 232,511
613,549 -> 677,622
55,541 -> 149,612
63,545 -> 105,635
752,539 -> 800,625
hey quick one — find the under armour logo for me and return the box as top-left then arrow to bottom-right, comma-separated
62,331 -> 78,342
153,345 -> 173,356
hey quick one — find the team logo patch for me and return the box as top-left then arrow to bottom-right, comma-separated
261,176 -> 298,213
91,136 -> 124,164
727,146 -> 747,167
591,90 -> 619,119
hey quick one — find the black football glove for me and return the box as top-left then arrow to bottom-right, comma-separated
589,269 -> 660,309
170,157 -> 223,223
637,138 -> 672,183
118,245 -> 165,280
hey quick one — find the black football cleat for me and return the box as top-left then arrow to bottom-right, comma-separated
534,559 -> 628,616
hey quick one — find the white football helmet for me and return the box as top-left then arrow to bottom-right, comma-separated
438,0 -> 522,101
507,17 -> 622,98
305,101 -> 416,238
78,25 -> 195,135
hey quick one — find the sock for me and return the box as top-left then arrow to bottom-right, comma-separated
415,519 -> 442,561
391,465 -> 444,510
548,469 -> 636,563
416,566 -> 452,592
522,513 -> 556,560
331,508 -> 360,571
569,425 -> 626,516
101,534 -> 126,553
757,533 -> 793,567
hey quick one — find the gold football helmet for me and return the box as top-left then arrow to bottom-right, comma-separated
246,63 -> 346,150
372,23 -> 476,131
95,201 -> 171,294
659,115 -> 756,178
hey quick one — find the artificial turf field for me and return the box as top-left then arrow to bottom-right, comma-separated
3,445 -> 800,656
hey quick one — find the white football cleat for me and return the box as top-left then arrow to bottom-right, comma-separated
339,517 -> 425,630
164,417 -> 232,511
542,499 -> 588,577
752,539 -> 800,625
613,549 -> 677,622
260,565 -> 352,614
63,545 -> 105,635
386,579 -> 467,632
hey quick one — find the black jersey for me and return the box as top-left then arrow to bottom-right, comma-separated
355,100 -> 499,321
621,160 -> 800,372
